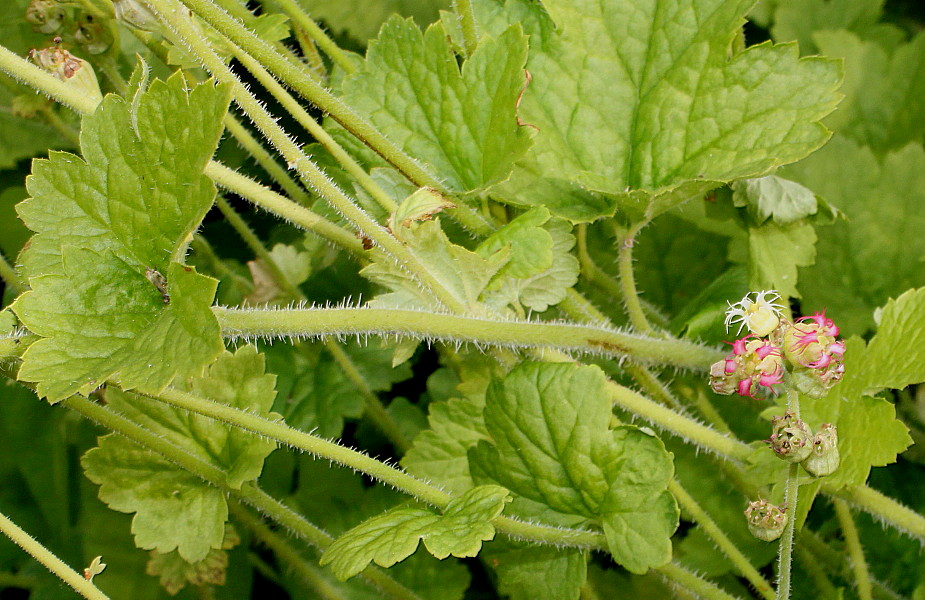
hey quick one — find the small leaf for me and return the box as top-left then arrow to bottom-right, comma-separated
13,252 -> 223,401
483,539 -> 587,600
860,287 -> 925,393
320,485 -> 511,580
82,346 -> 278,561
389,187 -> 456,239
337,17 -> 532,193
363,219 -> 509,312
470,362 -> 678,573
731,175 -> 823,225
146,524 -> 239,595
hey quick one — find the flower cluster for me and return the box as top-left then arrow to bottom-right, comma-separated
710,291 -> 846,399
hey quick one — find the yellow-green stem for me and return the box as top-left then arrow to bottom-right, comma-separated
455,0 -> 480,56
669,479 -> 775,600
263,0 -> 355,74
0,510 -> 109,600
656,562 -> 744,600
834,498 -> 873,600
616,220 -> 656,335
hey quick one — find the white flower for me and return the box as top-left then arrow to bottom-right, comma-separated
724,290 -> 785,337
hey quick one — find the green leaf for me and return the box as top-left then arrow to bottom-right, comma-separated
801,330 -> 914,488
0,82 -> 71,170
146,524 -> 240,595
478,207 -> 580,312
389,187 -> 456,239
470,362 -> 678,573
784,136 -> 925,335
770,0 -> 899,54
482,540 -> 587,600
320,485 -> 511,580
13,253 -> 223,400
363,219 -> 509,312
745,221 -> 816,299
731,175 -> 823,225
290,0 -> 449,43
266,341 -> 411,438
403,356 -> 495,494
81,346 -> 278,561
861,287 -> 925,393
338,17 -> 532,193
812,29 -> 925,155
16,73 -> 230,279
480,0 -> 841,219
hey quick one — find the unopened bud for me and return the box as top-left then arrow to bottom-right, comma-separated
745,499 -> 787,542
26,0 -> 67,34
767,412 -> 813,462
801,423 -> 839,477
112,0 -> 159,31
29,46 -> 102,106
74,13 -> 115,55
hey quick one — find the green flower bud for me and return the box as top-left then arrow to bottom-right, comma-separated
745,499 -> 787,542
26,0 -> 67,34
74,13 -> 115,55
28,46 -> 103,107
112,0 -> 159,31
801,423 -> 839,477
767,411 -> 813,463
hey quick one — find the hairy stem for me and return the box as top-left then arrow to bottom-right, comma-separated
148,0 -> 467,313
668,479 -> 775,600
0,510 -> 109,600
204,162 -> 364,255
776,389 -> 802,600
833,498 -> 872,600
324,341 -> 413,452
223,115 -> 313,206
829,484 -> 925,542
62,395 -> 422,600
230,48 -> 397,214
455,0 -> 480,56
615,220 -> 656,335
263,0 -> 355,74
230,503 -> 350,600
0,250 -> 25,296
656,562 -> 745,600
135,384 -> 607,550
607,382 -> 751,461
214,306 -> 724,370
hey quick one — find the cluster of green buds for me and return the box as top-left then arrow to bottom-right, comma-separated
710,291 -> 847,399
24,0 -> 116,55
766,413 -> 839,476
744,499 -> 788,542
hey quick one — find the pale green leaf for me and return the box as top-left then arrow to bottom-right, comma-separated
731,175 -> 822,225
483,540 -> 587,600
82,434 -> 228,562
771,0 -> 898,54
16,73 -> 230,279
146,525 -> 239,595
478,208 -> 580,312
860,287 -> 925,393
363,219 -> 509,312
470,362 -> 678,573
338,17 -> 532,193
745,221 -> 816,299
402,360 -> 494,494
814,30 -> 925,154
13,253 -> 223,400
389,187 -> 456,239
320,485 -> 511,580
784,136 -> 925,335
477,0 -> 841,219
81,346 -> 278,561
